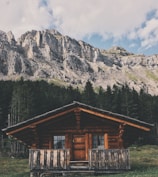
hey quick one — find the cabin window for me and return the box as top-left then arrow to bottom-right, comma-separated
53,136 -> 65,149
92,135 -> 104,149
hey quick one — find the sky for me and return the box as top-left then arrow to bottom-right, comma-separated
0,0 -> 158,55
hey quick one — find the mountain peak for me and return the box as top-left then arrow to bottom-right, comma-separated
107,46 -> 134,56
0,29 -> 158,95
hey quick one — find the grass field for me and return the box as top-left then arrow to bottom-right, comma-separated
0,145 -> 158,177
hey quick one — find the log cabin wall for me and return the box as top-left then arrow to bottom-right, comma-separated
3,102 -> 153,176
3,101 -> 153,151
31,111 -> 124,160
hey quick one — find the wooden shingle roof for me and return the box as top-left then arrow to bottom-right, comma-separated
3,101 -> 154,135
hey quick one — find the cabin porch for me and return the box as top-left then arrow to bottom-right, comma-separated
29,148 -> 130,176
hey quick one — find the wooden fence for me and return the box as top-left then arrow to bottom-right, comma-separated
29,149 -> 130,172
0,136 -> 27,157
89,149 -> 130,170
29,149 -> 70,170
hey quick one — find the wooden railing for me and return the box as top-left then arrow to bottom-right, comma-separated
29,149 -> 70,170
89,149 -> 130,170
29,149 -> 130,171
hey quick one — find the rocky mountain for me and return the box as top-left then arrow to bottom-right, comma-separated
0,29 -> 158,95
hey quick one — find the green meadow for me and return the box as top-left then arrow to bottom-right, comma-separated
0,145 -> 158,177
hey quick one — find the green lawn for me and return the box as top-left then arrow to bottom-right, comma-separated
0,145 -> 158,177
0,158 -> 29,177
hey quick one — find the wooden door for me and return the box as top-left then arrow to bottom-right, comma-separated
72,134 -> 85,161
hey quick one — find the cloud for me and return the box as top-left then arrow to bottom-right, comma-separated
129,43 -> 137,49
0,0 -> 158,52
49,0 -> 158,38
138,18 -> 158,49
0,0 -> 54,38
128,9 -> 158,50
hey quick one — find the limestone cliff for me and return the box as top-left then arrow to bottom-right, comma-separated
0,29 -> 158,95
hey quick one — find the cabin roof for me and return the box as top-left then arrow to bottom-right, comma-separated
3,101 -> 153,135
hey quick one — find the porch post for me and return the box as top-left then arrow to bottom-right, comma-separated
104,133 -> 108,149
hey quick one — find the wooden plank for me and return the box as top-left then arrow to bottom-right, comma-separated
104,133 -> 108,149
46,150 -> 51,169
33,150 -> 38,169
48,128 -> 117,134
73,135 -> 85,161
29,149 -> 130,171
89,149 -> 130,170
48,136 -> 52,149
7,108 -> 76,135
53,150 -> 58,168
88,134 -> 92,149
73,135 -> 85,143
73,144 -> 85,149
74,109 -> 81,129
40,150 -> 45,169
65,134 -> 69,149
79,107 -> 151,131
60,150 -> 64,168
85,133 -> 89,160
66,149 -> 70,168
29,149 -> 40,170
29,149 -> 33,169
50,150 -> 54,169
29,149 -> 71,171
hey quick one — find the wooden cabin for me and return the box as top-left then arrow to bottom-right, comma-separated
3,101 -> 153,176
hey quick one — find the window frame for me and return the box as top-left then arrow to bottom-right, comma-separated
92,134 -> 104,149
53,135 -> 65,149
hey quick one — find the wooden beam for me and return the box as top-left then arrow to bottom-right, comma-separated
49,136 -> 52,149
85,133 -> 89,160
104,133 -> 108,149
6,108 -> 76,135
29,125 -> 40,148
79,108 -> 151,131
48,128 -> 117,134
74,108 -> 81,129
118,123 -> 125,138
89,133 -> 92,149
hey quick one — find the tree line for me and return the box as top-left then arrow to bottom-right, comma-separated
0,79 -> 158,144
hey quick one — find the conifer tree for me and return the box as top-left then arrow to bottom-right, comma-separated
97,86 -> 106,109
102,85 -> 113,111
110,85 -> 122,113
0,81 -> 13,131
82,80 -> 96,106
10,80 -> 35,124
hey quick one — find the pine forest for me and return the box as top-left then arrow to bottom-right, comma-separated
0,79 -> 158,154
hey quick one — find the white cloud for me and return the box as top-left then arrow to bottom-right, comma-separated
0,0 -> 54,38
128,10 -> 158,50
49,0 -> 158,39
129,43 -> 137,49
138,18 -> 158,49
0,0 -> 158,52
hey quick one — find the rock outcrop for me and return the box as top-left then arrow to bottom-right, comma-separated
0,29 -> 158,95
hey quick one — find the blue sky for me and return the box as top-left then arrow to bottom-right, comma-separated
0,0 -> 158,55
